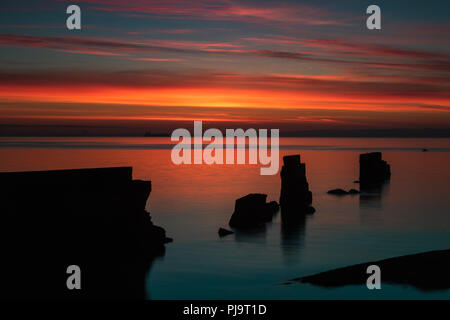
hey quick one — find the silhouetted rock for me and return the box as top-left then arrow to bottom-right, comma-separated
328,188 -> 360,196
291,249 -> 450,292
359,152 -> 391,188
229,194 -> 278,228
280,155 -> 314,219
305,206 -> 316,214
218,228 -> 234,237
327,188 -> 348,195
267,201 -> 280,215
0,167 -> 170,299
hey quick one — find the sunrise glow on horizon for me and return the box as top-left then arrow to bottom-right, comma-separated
1,0 -> 449,134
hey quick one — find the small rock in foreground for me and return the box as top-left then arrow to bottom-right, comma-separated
327,188 -> 360,195
218,228 -> 234,237
305,206 -> 316,214
327,188 -> 348,195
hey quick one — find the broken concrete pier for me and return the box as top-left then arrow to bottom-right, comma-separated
279,155 -> 314,219
359,152 -> 391,188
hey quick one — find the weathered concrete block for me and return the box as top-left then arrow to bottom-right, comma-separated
280,154 -> 315,219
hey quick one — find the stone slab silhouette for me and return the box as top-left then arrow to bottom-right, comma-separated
0,167 -> 169,299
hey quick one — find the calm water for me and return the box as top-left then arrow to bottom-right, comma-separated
1,137 -> 450,299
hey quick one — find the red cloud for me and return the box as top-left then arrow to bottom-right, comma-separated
2,33 -> 449,74
1,69 -> 449,104
68,0 -> 349,26
243,36 -> 450,60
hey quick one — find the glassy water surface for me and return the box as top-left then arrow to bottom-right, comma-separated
1,137 -> 449,299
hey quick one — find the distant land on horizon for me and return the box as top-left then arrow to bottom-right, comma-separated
1,125 -> 449,138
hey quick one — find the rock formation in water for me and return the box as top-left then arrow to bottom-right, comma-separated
0,167 -> 170,299
359,152 -> 391,188
279,155 -> 314,219
327,188 -> 349,195
228,194 -> 279,228
218,228 -> 234,237
290,249 -> 450,292
327,188 -> 360,195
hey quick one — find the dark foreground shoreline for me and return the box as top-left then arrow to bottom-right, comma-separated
0,167 -> 170,299
291,249 -> 450,291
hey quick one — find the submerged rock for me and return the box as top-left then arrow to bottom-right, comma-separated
327,188 -> 360,196
279,155 -> 314,219
218,228 -> 234,237
359,152 -> 391,188
305,206 -> 316,215
327,188 -> 349,195
229,194 -> 279,228
267,200 -> 280,215
164,237 -> 174,243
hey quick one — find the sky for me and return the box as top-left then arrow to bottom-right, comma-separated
0,0 -> 449,136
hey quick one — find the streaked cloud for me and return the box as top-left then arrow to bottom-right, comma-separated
1,0 -> 449,132
71,0 -> 350,26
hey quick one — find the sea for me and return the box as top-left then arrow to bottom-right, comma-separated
1,137 -> 449,299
